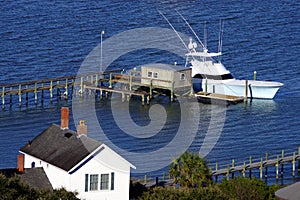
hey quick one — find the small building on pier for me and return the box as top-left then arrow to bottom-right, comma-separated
140,64 -> 192,96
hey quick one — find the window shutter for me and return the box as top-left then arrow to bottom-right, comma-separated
111,172 -> 115,190
85,174 -> 89,192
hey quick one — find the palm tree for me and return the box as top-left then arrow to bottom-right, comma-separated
169,152 -> 212,188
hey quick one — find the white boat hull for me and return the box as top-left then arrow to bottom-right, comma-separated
193,78 -> 282,99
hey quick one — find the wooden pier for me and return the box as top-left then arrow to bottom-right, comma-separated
212,148 -> 300,181
0,68 -> 192,108
0,69 -> 123,108
195,92 -> 244,105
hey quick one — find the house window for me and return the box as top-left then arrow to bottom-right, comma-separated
100,174 -> 109,190
180,73 -> 186,80
111,172 -> 115,190
153,72 -> 158,79
147,71 -> 152,78
90,174 -> 99,191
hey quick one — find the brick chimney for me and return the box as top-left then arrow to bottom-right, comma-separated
77,120 -> 87,136
17,154 -> 24,173
61,107 -> 69,129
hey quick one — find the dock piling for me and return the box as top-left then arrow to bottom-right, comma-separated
18,84 -> 22,107
34,83 -> 37,104
265,152 -> 268,178
292,152 -> 296,177
10,87 -> 12,107
2,86 -> 5,109
25,85 -> 28,105
249,155 -> 252,178
50,81 -> 53,102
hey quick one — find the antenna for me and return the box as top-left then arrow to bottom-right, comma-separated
203,21 -> 207,50
175,10 -> 205,49
218,19 -> 224,62
158,11 -> 189,52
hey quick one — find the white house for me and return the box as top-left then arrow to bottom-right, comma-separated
18,107 -> 136,200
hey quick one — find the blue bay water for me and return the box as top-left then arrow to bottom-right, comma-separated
0,0 -> 299,184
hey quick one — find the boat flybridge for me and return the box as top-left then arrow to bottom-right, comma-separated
185,37 -> 283,99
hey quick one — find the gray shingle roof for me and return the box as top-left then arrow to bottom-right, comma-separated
0,168 -> 53,191
20,124 -> 101,172
19,167 -> 53,191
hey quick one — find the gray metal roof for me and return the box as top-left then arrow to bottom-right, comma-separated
141,63 -> 189,71
20,124 -> 101,172
275,181 -> 300,200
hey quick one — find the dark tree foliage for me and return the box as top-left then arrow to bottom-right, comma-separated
0,174 -> 79,200
219,177 -> 280,200
169,151 -> 212,188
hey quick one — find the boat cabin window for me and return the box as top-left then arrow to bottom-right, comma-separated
180,73 -> 186,80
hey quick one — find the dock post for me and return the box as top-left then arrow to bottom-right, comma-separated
129,72 -> 132,91
64,78 -> 68,100
57,81 -> 61,100
298,147 -> 300,172
150,80 -> 153,99
231,159 -> 235,179
142,95 -> 145,106
281,150 -> 284,176
249,155 -> 252,178
80,77 -> 84,96
121,93 -> 125,102
71,79 -> 74,97
10,87 -> 12,107
2,86 -> 5,109
215,162 -> 218,182
253,71 -> 257,81
242,161 -> 246,178
245,80 -> 248,100
41,82 -> 44,103
265,152 -> 268,179
205,78 -> 208,95
226,164 -> 230,180
147,96 -> 150,105
100,90 -> 103,100
50,81 -> 53,102
95,74 -> 99,87
292,152 -> 296,177
259,157 -> 263,180
18,84 -> 22,107
109,73 -> 112,88
144,174 -> 147,185
25,85 -> 28,105
276,155 -> 279,180
170,82 -> 174,102
190,69 -> 193,96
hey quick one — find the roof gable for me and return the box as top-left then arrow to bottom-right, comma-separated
20,124 -> 101,171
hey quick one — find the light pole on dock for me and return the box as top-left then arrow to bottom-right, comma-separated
100,30 -> 105,72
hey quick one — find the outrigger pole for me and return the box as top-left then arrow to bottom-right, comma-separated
175,9 -> 205,49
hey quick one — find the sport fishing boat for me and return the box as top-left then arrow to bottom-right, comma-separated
161,11 -> 283,99
185,37 -> 283,99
